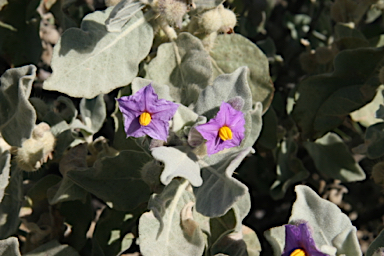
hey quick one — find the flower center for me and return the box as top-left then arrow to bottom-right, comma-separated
290,248 -> 307,256
139,112 -> 152,126
218,126 -> 232,141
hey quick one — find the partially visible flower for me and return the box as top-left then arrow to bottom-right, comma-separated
195,102 -> 245,155
117,84 -> 179,141
283,223 -> 329,256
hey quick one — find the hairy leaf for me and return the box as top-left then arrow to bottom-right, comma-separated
366,229 -> 384,256
0,163 -> 22,239
0,237 -> 21,256
194,66 -> 253,118
0,65 -> 36,147
43,7 -> 153,98
139,179 -> 207,256
0,150 -> 10,203
152,146 -> 202,187
210,34 -> 274,111
292,47 -> 384,140
79,95 -> 106,134
105,0 -> 145,32
265,185 -> 361,256
303,132 -> 365,182
270,137 -> 309,200
145,32 -> 213,106
24,240 -> 79,256
67,150 -> 151,211
194,147 -> 253,217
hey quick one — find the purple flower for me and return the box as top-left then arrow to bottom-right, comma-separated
283,223 -> 329,256
195,102 -> 245,155
117,84 -> 179,141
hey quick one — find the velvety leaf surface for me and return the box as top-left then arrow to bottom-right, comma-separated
364,122 -> 384,159
350,85 -> 384,127
79,95 -> 106,134
242,225 -> 262,256
139,180 -> 206,256
270,137 -> 309,200
48,144 -> 88,204
194,66 -> 253,118
194,147 -> 253,217
0,163 -> 22,239
266,185 -> 361,255
210,34 -> 274,111
0,237 -> 21,256
43,7 -> 153,98
151,146 -> 202,187
292,47 -> 384,140
0,150 -> 10,203
303,132 -> 366,182
67,150 -> 152,211
366,229 -> 384,256
105,0 -> 144,32
0,65 -> 37,147
145,32 -> 213,106
92,208 -> 138,256
24,240 -> 79,256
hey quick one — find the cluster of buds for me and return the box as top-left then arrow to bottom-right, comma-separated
153,0 -> 195,28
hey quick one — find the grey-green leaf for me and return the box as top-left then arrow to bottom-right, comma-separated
292,47 -> 384,140
194,66 -> 253,118
79,95 -> 106,134
366,229 -> 384,256
139,179 -> 206,256
0,237 -> 21,256
24,240 -> 79,256
0,163 -> 23,239
105,0 -> 145,32
0,65 -> 37,147
145,32 -> 213,106
0,150 -> 10,203
265,185 -> 361,256
43,7 -> 154,98
67,150 -> 152,211
194,147 -> 253,217
152,146 -> 202,187
303,132 -> 366,182
270,137 -> 309,200
210,34 -> 274,111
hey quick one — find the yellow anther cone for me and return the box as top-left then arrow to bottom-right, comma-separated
218,126 -> 232,141
290,249 -> 306,256
139,112 -> 152,126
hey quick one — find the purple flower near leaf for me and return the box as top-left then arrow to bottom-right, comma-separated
283,223 -> 329,256
196,102 -> 245,155
117,84 -> 179,141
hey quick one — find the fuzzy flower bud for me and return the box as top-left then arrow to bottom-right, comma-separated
15,123 -> 55,172
156,0 -> 193,28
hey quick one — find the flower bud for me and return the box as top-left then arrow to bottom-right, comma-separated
217,5 -> 236,34
156,0 -> 190,28
15,123 -> 55,172
198,7 -> 222,34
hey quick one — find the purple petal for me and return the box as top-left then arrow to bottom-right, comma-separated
116,84 -> 179,140
195,121 -> 221,141
143,119 -> 169,141
150,98 -> 179,121
283,223 -> 328,256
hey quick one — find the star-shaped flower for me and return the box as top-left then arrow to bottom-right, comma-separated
195,102 -> 245,155
283,223 -> 329,256
117,84 -> 179,141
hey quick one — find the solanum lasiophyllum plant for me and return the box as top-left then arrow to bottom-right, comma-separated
0,0 -> 276,255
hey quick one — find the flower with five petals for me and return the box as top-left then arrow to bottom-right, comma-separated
117,84 -> 179,141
